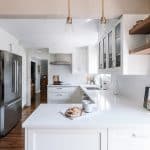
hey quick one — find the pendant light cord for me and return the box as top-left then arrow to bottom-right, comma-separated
68,0 -> 71,17
66,0 -> 72,24
101,0 -> 104,18
100,0 -> 106,24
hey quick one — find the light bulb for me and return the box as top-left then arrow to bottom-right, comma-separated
65,23 -> 73,33
100,16 -> 107,24
65,17 -> 73,33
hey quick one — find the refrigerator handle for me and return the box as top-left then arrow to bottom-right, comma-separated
15,60 -> 17,94
7,98 -> 21,107
16,60 -> 18,94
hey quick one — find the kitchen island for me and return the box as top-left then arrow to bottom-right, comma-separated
23,88 -> 150,150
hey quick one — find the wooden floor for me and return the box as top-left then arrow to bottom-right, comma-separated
0,94 -> 43,150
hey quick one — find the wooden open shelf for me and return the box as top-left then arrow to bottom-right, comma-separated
129,16 -> 150,34
129,43 -> 150,54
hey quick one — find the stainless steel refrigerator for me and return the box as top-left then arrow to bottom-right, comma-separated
0,50 -> 22,137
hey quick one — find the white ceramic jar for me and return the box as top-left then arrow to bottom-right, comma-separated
82,100 -> 95,113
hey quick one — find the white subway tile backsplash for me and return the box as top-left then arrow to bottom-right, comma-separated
49,65 -> 87,84
114,75 -> 150,102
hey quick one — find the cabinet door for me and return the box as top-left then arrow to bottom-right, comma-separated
27,129 -> 107,150
47,87 -> 82,103
48,86 -> 77,93
72,48 -> 88,74
47,92 -> 71,103
99,42 -> 103,69
99,42 -> 104,69
88,44 -> 99,74
103,38 -> 107,69
115,23 -> 121,67
108,31 -> 113,68
108,129 -> 150,150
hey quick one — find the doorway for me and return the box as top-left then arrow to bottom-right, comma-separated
40,60 -> 48,103
31,61 -> 36,104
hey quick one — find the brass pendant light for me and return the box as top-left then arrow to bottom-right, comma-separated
66,0 -> 72,24
100,0 -> 107,24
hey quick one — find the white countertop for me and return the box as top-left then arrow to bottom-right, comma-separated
23,87 -> 150,129
47,84 -> 97,87
47,84 -> 80,87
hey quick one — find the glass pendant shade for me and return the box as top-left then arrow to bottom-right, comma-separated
100,16 -> 107,24
65,22 -> 73,33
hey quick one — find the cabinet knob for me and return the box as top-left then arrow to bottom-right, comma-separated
57,94 -> 62,96
100,64 -> 103,69
132,133 -> 136,137
112,60 -> 115,68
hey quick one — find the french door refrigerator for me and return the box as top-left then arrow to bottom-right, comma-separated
0,50 -> 22,137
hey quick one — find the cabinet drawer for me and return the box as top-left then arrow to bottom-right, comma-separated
48,86 -> 78,93
48,92 -> 70,98
109,128 -> 150,138
108,128 -> 150,150
48,93 -> 70,101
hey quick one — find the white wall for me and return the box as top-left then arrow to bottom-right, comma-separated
116,75 -> 150,104
0,27 -> 27,107
122,14 -> 150,75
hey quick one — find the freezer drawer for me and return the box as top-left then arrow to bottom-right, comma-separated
0,99 -> 22,136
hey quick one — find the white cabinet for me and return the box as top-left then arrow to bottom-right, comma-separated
108,31 -> 113,68
103,37 -> 107,69
108,128 -> 150,150
72,47 -> 88,74
99,20 -> 122,73
47,92 -> 71,103
72,46 -> 99,74
47,86 -> 82,103
98,15 -> 150,75
88,45 -> 99,74
115,23 -> 121,68
26,129 -> 107,150
99,42 -> 103,69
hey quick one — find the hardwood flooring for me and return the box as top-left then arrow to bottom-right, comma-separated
0,94 -> 42,150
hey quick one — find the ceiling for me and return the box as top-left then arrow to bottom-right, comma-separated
0,0 -> 149,19
0,19 -> 99,51
0,0 -> 149,52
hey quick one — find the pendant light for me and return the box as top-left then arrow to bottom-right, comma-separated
65,0 -> 73,32
66,0 -> 72,24
100,0 -> 107,24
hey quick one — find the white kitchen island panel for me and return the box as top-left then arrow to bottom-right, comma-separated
23,87 -> 150,150
108,128 -> 150,150
26,129 -> 107,150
